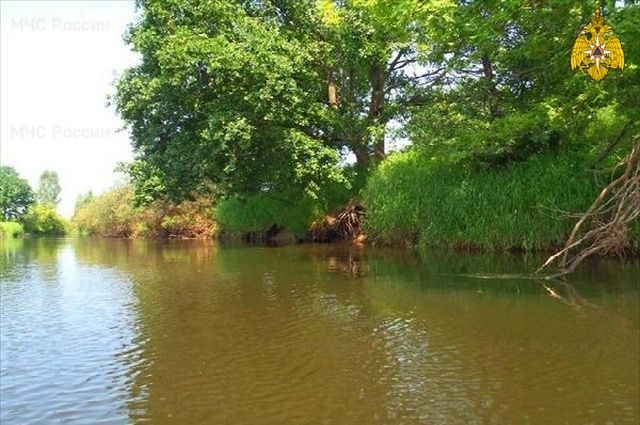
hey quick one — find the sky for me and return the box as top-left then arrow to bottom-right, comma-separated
0,0 -> 139,217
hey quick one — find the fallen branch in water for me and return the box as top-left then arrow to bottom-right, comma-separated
538,279 -> 601,309
537,137 -> 640,278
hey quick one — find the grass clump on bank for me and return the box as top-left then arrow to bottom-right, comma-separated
215,174 -> 357,240
363,149 -> 604,251
215,194 -> 321,238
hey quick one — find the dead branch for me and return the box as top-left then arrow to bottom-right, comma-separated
537,137 -> 640,277
594,119 -> 636,164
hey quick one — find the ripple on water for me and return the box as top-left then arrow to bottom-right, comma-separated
1,251 -> 144,425
1,241 -> 638,424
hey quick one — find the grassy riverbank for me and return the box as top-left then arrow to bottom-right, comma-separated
11,148 -> 622,255
363,150 -> 603,250
212,148 -> 639,253
215,179 -> 355,240
66,150 -> 638,255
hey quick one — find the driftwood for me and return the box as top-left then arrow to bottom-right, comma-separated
537,137 -> 640,277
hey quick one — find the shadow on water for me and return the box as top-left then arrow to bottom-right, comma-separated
1,239 -> 638,424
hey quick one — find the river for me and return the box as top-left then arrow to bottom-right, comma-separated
1,239 -> 638,424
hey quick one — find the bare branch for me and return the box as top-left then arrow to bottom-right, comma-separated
537,137 -> 640,276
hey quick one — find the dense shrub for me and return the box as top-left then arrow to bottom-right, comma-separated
0,221 -> 25,238
363,149 -> 604,251
134,197 -> 216,238
72,185 -> 216,238
215,193 -> 321,237
22,204 -> 67,236
73,185 -> 137,237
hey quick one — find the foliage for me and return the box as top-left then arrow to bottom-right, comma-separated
0,221 -> 25,239
22,204 -> 67,236
134,197 -> 216,238
116,161 -> 167,207
408,1 -> 640,168
215,172 -> 357,237
73,191 -> 95,216
72,185 -> 216,238
538,139 -> 640,276
73,185 -> 139,237
36,170 -> 62,206
216,193 -> 321,236
110,0 -> 639,253
363,149 -> 604,250
0,166 -> 35,221
114,0 -> 446,202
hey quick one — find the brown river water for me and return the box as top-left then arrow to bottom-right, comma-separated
0,238 -> 638,424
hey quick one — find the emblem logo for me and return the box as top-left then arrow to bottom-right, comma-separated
571,9 -> 624,81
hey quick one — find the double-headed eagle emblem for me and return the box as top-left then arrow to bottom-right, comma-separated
571,9 -> 624,81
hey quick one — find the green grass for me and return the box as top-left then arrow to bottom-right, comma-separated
0,221 -> 25,238
215,175 -> 357,237
363,149 -> 606,251
215,193 -> 323,236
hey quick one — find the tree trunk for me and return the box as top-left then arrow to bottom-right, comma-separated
368,61 -> 386,162
481,55 -> 500,118
327,70 -> 339,109
353,143 -> 370,170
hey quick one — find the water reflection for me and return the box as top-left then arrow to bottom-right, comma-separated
1,239 -> 145,424
1,239 -> 638,424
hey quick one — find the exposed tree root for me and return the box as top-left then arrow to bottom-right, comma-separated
309,202 -> 365,242
537,138 -> 640,278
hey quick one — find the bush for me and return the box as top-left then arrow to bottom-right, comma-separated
363,149 -> 604,251
73,185 -> 137,237
72,185 -> 216,238
215,175 -> 357,238
215,193 -> 321,236
134,197 -> 216,238
0,221 -> 25,238
22,204 -> 67,236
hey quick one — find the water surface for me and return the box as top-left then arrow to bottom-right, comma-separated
1,239 -> 638,424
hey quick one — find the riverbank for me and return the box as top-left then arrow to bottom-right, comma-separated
13,151 -> 623,258
214,149 -> 639,254
72,185 -> 216,239
363,149 -> 619,251
17,147 -> 634,258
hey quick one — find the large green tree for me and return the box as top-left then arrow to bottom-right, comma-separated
408,0 -> 640,168
0,166 -> 35,221
115,0 -> 444,201
36,170 -> 62,206
116,0 -> 639,203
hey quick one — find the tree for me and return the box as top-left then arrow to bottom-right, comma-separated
408,1 -> 640,168
36,170 -> 61,206
22,204 -> 67,236
0,166 -> 35,221
114,0 -> 444,201
116,0 -> 639,205
74,191 -> 95,216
